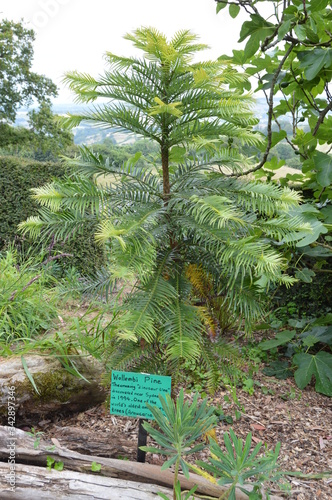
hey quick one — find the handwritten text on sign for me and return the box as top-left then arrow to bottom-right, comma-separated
110,370 -> 171,420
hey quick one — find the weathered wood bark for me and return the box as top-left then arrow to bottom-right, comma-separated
48,425 -> 136,459
0,355 -> 107,425
0,462 -> 174,499
0,426 -> 283,499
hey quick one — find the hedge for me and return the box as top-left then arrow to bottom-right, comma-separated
0,155 -> 106,275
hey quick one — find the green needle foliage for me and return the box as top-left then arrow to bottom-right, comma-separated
20,28 -> 314,385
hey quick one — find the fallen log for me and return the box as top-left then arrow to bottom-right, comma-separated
0,355 -> 107,425
0,462 -> 174,499
46,425 -> 136,459
0,426 -> 283,499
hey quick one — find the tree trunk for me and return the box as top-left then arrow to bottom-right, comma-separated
161,144 -> 170,201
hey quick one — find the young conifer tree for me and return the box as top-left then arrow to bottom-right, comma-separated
21,28 -> 312,386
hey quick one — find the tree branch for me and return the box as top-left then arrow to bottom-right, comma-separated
312,101 -> 332,136
231,43 -> 296,177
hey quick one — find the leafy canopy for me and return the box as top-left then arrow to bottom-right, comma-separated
0,19 -> 57,122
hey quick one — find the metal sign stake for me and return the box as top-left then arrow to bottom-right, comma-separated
137,418 -> 147,463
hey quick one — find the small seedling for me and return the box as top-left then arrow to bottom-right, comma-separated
46,455 -> 64,471
28,427 -> 44,450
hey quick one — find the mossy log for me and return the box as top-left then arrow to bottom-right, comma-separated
0,355 -> 107,425
0,426 -> 283,500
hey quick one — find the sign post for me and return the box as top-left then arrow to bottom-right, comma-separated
110,370 -> 171,463
136,419 -> 148,463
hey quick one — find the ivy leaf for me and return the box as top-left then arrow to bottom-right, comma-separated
295,267 -> 315,283
259,330 -> 296,350
313,151 -> 332,187
229,4 -> 240,19
298,49 -> 332,80
169,146 -> 186,163
293,352 -> 332,396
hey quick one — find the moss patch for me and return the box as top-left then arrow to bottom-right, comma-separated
10,369 -> 83,403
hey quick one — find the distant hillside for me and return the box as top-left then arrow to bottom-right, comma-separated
16,97 -> 275,146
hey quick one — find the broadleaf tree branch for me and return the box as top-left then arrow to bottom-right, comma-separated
231,43 -> 296,177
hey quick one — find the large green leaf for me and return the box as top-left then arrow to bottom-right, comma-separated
216,1 -> 227,13
295,267 -> 315,283
310,0 -> 329,12
298,49 -> 332,81
293,352 -> 332,396
295,220 -> 328,247
321,205 -> 332,224
262,360 -> 292,380
229,3 -> 240,19
313,151 -> 332,187
299,245 -> 332,258
259,330 -> 296,350
278,20 -> 292,41
238,15 -> 274,60
300,326 -> 332,346
294,24 -> 307,42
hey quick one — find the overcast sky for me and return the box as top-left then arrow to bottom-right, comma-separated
2,0 -> 252,103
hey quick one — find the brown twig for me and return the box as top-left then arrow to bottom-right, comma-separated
9,275 -> 41,301
312,101 -> 332,136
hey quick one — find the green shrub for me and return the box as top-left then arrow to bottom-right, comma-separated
0,250 -> 58,341
0,155 -> 105,275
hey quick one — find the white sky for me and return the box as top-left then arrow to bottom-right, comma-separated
1,0 -> 251,103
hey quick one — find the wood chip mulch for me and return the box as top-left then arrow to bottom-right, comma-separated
36,372 -> 332,500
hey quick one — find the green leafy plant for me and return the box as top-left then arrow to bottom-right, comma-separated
158,482 -> 197,500
20,27 -> 315,388
141,389 -> 216,500
196,430 -> 282,499
261,317 -> 332,396
91,461 -> 101,472
46,455 -> 64,471
0,250 -> 58,341
28,427 -> 44,449
242,378 -> 255,396
213,404 -> 234,425
214,0 -> 332,310
143,389 -> 285,499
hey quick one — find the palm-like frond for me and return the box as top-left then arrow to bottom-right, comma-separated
20,26 -> 318,389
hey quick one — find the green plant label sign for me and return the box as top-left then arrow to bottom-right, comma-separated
110,370 -> 171,420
